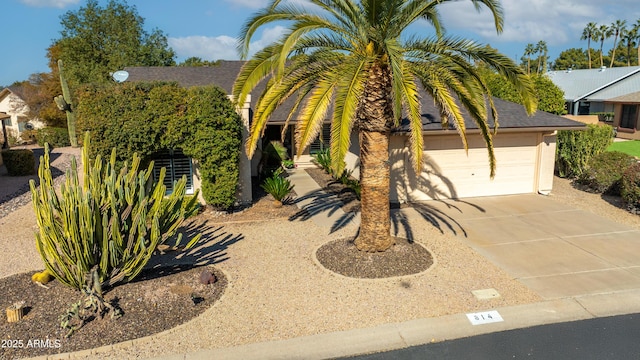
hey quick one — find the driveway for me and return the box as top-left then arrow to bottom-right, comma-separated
397,194 -> 640,300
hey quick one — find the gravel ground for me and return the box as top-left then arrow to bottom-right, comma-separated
1,147 -> 638,359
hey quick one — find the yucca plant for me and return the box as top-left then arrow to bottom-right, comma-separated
261,171 -> 294,207
30,133 -> 201,290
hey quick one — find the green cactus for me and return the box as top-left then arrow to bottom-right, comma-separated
56,59 -> 78,147
30,132 -> 201,290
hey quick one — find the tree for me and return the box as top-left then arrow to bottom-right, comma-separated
535,40 -> 548,73
596,24 -> 613,68
581,22 -> 597,69
178,57 -> 221,67
233,0 -> 536,252
523,43 -> 536,74
552,48 -> 590,70
49,0 -> 175,87
623,26 -> 639,66
609,19 -> 627,67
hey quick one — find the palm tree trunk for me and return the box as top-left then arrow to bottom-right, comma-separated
354,62 -> 394,252
356,130 -> 393,252
587,40 -> 592,69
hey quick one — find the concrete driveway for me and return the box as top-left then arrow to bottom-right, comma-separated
398,194 -> 640,300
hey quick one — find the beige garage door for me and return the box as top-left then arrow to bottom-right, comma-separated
404,133 -> 538,200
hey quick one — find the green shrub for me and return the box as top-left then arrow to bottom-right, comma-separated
621,162 -> 640,208
30,133 -> 201,291
577,151 -> 637,195
76,82 -> 242,209
261,172 -> 294,204
313,149 -> 332,174
36,127 -> 71,148
556,124 -> 614,178
1,149 -> 35,176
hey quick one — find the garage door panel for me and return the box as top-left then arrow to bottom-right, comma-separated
407,133 -> 538,200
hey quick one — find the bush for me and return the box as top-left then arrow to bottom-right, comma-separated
30,133 -> 201,291
261,171 -> 294,204
577,151 -> 637,195
621,162 -> 640,208
1,149 -> 35,176
76,82 -> 242,209
20,129 -> 38,144
36,127 -> 71,148
556,124 -> 614,178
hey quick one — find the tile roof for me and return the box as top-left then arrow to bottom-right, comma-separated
124,61 -> 585,132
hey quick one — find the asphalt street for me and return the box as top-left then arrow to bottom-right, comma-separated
344,313 -> 640,360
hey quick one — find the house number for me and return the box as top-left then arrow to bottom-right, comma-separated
466,310 -> 504,325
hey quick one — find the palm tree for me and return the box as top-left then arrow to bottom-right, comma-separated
609,19 -> 627,67
623,27 -> 638,66
233,0 -> 536,252
535,40 -> 548,73
581,22 -> 597,69
524,43 -> 535,74
596,24 -> 613,67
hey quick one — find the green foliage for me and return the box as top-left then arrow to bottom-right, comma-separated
36,127 -> 71,148
621,162 -> 640,207
261,171 -> 294,203
260,141 -> 289,174
1,149 -> 35,176
313,149 -> 361,199
29,133 -> 202,291
483,72 -> 566,115
577,151 -> 636,194
76,82 -> 243,209
607,140 -> 640,158
552,48 -> 591,70
313,149 -> 333,174
50,0 -> 175,87
556,124 -> 614,178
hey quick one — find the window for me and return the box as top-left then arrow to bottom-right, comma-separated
151,149 -> 194,195
309,124 -> 331,154
620,105 -> 638,129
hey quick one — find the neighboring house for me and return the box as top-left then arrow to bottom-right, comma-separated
0,87 -> 44,146
124,61 -> 584,204
547,66 -> 640,139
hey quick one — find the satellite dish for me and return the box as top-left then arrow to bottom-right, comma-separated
112,70 -> 129,83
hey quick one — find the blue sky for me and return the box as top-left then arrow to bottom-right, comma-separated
3,0 -> 640,87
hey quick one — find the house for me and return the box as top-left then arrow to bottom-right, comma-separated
547,66 -> 640,139
123,61 -> 585,204
0,87 -> 44,146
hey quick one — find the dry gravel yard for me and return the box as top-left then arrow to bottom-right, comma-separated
0,146 -> 638,359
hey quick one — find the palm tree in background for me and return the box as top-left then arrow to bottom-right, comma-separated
596,24 -> 613,67
233,0 -> 536,252
524,43 -> 535,74
609,19 -> 627,67
622,26 -> 638,66
581,22 -> 597,69
535,40 -> 548,73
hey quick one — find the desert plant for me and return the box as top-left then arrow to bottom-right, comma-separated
261,171 -> 294,206
1,149 -> 35,176
30,133 -> 201,291
577,151 -> 636,195
36,127 -> 71,148
621,162 -> 640,208
313,149 -> 332,174
556,124 -> 614,178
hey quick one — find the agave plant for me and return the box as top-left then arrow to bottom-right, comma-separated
261,171 -> 294,206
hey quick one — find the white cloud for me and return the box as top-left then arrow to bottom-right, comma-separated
169,26 -> 288,61
222,0 -> 268,9
438,0 -> 640,46
19,0 -> 80,8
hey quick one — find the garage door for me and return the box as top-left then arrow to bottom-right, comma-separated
404,133 -> 538,200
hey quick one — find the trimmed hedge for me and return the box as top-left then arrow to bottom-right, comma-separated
1,149 -> 35,176
577,151 -> 637,195
621,162 -> 640,208
36,127 -> 71,148
75,81 -> 242,209
556,124 -> 614,178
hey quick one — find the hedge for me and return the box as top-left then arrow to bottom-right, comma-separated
555,124 -> 614,178
75,81 -> 242,209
